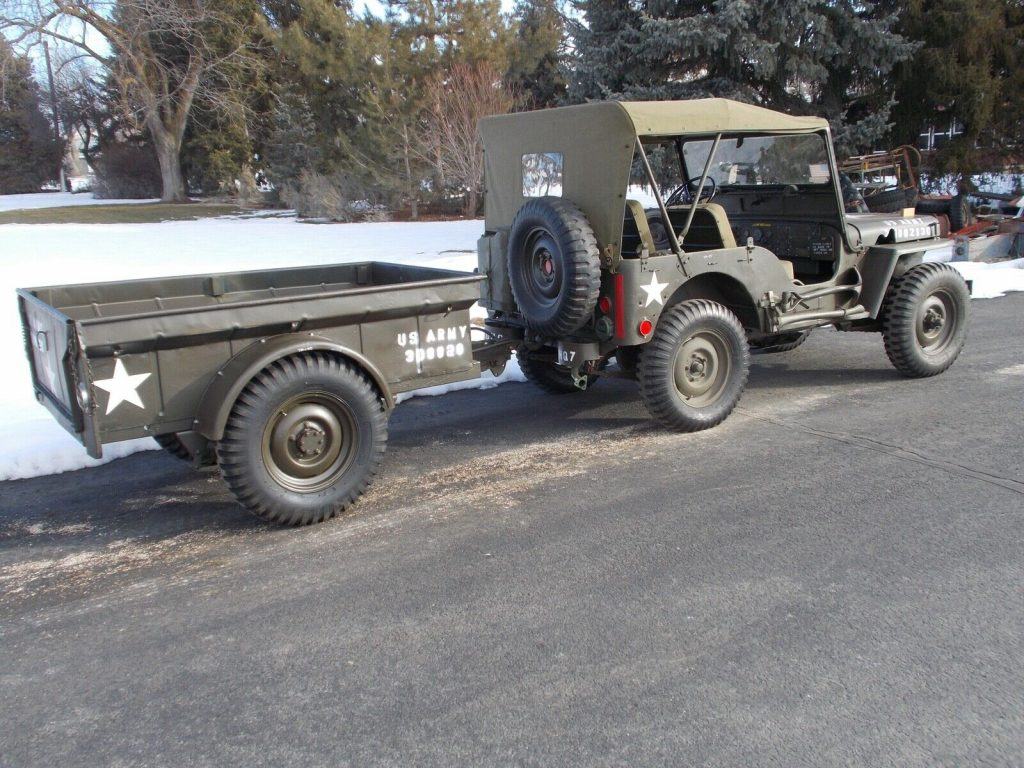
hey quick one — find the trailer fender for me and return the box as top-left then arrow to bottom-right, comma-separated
195,334 -> 394,442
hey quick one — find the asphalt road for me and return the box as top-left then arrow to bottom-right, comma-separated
2,294 -> 1023,767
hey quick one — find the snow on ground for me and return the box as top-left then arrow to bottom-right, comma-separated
0,209 -> 1020,481
0,214 -> 526,481
0,192 -> 159,213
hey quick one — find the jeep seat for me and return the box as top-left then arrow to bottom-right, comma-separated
621,201 -> 737,256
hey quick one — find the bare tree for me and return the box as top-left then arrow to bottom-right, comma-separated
0,0 -> 260,201
420,62 -> 515,217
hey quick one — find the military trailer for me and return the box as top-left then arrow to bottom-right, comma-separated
18,99 -> 970,526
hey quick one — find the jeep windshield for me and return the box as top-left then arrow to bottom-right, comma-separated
682,133 -> 831,187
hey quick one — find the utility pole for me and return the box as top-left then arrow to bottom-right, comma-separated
42,40 -> 67,193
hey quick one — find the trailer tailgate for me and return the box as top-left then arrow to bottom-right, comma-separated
17,289 -> 100,457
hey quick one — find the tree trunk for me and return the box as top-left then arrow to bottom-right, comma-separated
149,121 -> 188,202
464,188 -> 478,218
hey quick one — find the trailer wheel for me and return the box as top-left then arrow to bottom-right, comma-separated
507,197 -> 601,336
882,263 -> 969,378
155,433 -> 192,461
638,300 -> 749,431
155,433 -> 218,466
217,353 -> 387,526
516,346 -> 596,394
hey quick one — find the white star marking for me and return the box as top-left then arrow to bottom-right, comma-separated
640,271 -> 669,307
93,359 -> 151,415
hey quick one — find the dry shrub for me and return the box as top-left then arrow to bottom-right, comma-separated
281,169 -> 390,222
92,143 -> 162,199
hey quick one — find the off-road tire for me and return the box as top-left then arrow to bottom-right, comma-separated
615,345 -> 642,377
217,353 -> 387,526
507,197 -> 601,337
947,194 -> 970,232
155,433 -> 192,461
517,346 -> 596,394
864,187 -> 916,213
750,330 -> 810,354
882,263 -> 969,378
638,300 -> 750,431
914,197 -> 948,215
155,433 -> 217,466
916,195 -> 971,231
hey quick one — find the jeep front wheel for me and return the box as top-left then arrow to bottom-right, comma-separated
882,263 -> 969,378
638,300 -> 750,431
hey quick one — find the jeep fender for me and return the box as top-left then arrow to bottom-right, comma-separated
859,243 -> 927,318
195,333 -> 394,442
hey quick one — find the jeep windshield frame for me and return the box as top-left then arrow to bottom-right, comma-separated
679,132 -> 834,189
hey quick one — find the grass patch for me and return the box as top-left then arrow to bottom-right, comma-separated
0,202 -> 245,225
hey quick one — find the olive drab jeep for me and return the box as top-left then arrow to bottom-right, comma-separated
477,99 -> 969,430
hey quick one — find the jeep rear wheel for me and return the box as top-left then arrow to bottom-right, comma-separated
882,263 -> 969,378
217,353 -> 387,526
507,197 -> 601,337
639,300 -> 750,431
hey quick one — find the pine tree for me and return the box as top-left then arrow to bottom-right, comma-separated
888,0 -> 1023,179
506,0 -> 567,108
0,38 -> 63,194
567,0 -> 915,154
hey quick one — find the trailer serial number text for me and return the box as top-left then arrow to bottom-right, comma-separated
398,325 -> 469,367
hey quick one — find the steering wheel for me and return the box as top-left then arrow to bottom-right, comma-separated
664,176 -> 718,207
686,175 -> 717,203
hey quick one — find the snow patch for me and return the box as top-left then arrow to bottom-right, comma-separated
951,258 -> 1024,299
0,192 -> 158,213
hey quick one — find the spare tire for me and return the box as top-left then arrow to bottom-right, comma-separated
864,187 -> 916,213
508,197 -> 601,337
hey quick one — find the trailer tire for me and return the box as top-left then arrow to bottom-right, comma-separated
507,197 -> 601,337
155,433 -> 192,461
155,433 -> 217,466
882,263 -> 969,378
517,346 -> 596,394
639,300 -> 749,431
217,352 -> 388,526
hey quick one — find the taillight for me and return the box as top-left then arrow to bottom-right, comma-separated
638,319 -> 653,337
598,296 -> 612,314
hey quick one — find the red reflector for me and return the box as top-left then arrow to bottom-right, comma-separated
614,274 -> 625,338
638,319 -> 653,336
598,296 -> 612,314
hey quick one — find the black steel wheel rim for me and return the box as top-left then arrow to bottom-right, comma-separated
523,228 -> 563,308
261,392 -> 358,493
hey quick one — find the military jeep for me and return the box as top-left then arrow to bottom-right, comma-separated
478,98 -> 969,430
